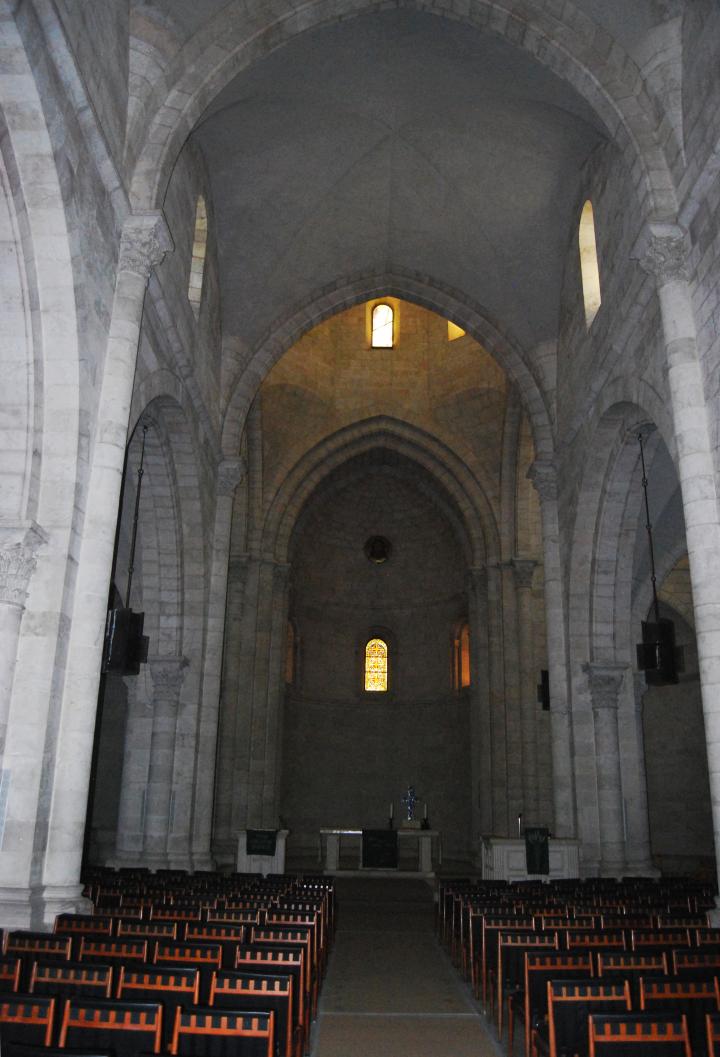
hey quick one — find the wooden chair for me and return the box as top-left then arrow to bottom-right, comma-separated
153,941 -> 223,1005
514,951 -> 592,1057
185,923 -> 246,969
674,950 -> 720,977
706,1012 -> 720,1057
0,993 -> 55,1047
6,933 -> 71,990
78,936 -> 149,966
588,1012 -> 691,1057
535,978 -> 631,1057
234,946 -> 306,1049
115,918 -> 178,942
250,927 -> 316,1017
495,931 -> 559,1038
481,917 -> 535,1009
597,952 -> 667,1005
210,970 -> 296,1057
115,965 -> 200,1049
640,975 -> 720,1057
30,960 -> 113,1002
170,1006 -> 274,1057
0,956 -> 22,993
58,997 -> 163,1057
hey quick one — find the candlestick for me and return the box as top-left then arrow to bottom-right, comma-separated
390,802 -> 393,819
517,813 -> 522,837
423,802 -> 427,819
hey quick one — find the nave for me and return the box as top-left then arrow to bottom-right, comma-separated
310,878 -> 493,1057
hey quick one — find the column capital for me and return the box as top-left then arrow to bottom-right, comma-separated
217,457 -> 246,497
511,557 -> 537,588
0,521 -> 47,608
528,458 -> 557,502
583,661 -> 628,710
119,212 -> 174,280
147,655 -> 188,699
634,221 -> 688,284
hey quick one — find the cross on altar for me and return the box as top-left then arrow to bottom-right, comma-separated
401,785 -> 418,821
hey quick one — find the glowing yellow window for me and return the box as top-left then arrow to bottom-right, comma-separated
579,200 -> 601,328
371,304 -> 394,348
365,638 -> 388,692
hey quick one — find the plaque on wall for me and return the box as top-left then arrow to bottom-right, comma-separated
525,826 -> 550,875
362,829 -> 398,868
246,829 -> 278,856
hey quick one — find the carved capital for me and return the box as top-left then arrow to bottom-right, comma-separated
119,212 -> 174,281
528,459 -> 557,503
511,557 -> 537,589
583,662 -> 627,710
0,521 -> 47,608
148,655 -> 188,700
635,222 -> 688,284
217,457 -> 245,497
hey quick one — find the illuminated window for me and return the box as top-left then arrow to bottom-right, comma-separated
453,622 -> 471,689
188,195 -> 207,318
365,638 -> 389,692
579,200 -> 601,328
447,320 -> 466,341
371,303 -> 394,348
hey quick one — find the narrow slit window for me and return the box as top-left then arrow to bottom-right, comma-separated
371,303 -> 394,348
579,200 -> 601,328
188,195 -> 208,318
365,638 -> 388,692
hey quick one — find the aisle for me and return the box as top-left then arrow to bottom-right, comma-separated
310,878 -> 500,1057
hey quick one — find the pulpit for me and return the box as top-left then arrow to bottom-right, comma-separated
236,829 -> 289,876
481,836 -> 580,881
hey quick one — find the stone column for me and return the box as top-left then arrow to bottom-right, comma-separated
637,223 -> 720,891
0,523 -> 45,754
512,558 -> 539,824
213,553 -> 250,866
39,213 -> 172,918
143,656 -> 188,867
584,662 -> 627,876
621,671 -> 655,875
486,562 -> 509,833
190,458 -> 245,869
528,459 -> 576,837
467,566 -> 493,850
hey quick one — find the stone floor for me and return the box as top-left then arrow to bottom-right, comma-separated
309,878 -> 502,1057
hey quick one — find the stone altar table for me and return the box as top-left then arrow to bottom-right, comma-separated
319,828 -> 441,877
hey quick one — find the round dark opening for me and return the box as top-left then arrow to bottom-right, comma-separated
364,535 -> 392,564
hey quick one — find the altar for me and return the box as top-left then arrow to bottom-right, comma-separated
319,828 -> 441,877
481,836 -> 580,882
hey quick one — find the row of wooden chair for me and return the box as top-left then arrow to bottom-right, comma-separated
0,993 -> 276,1057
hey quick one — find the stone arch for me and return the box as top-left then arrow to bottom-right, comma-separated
0,14 -> 81,531
260,416 -> 498,568
221,271 -> 553,467
127,0 -> 677,225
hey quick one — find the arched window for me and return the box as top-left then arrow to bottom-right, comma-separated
371,303 -> 394,348
579,200 -> 601,328
365,637 -> 389,692
453,622 -> 471,690
188,195 -> 207,318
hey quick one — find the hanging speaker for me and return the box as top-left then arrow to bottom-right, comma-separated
102,608 -> 149,675
537,669 -> 550,710
636,618 -> 678,685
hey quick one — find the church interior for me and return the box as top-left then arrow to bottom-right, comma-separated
5,3 -> 720,1039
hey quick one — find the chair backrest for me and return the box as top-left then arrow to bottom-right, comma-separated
524,953 -> 593,1027
171,1006 -> 274,1057
30,961 -> 113,1000
78,938 -> 148,964
210,971 -> 293,1057
115,919 -> 178,942
674,951 -> 720,976
588,1012 -> 691,1057
566,931 -> 627,953
631,930 -> 692,954
597,953 -> 668,1005
233,947 -> 305,1027
0,993 -> 55,1047
116,965 -> 200,1007
0,956 -> 22,993
59,997 -> 163,1056
548,979 -> 631,1057
154,942 -> 223,971
640,976 -> 720,1057
54,915 -> 113,937
6,932 -> 72,962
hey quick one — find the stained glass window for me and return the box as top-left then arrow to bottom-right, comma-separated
371,303 -> 394,348
365,637 -> 388,692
